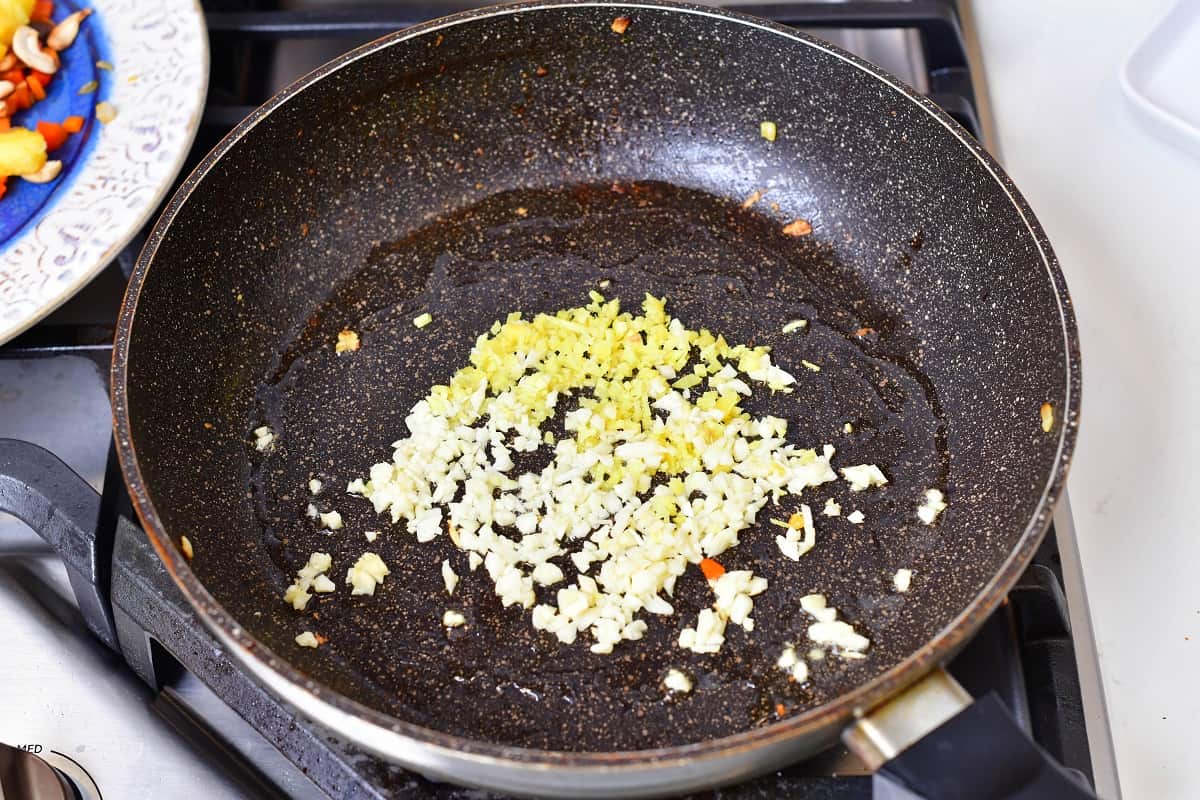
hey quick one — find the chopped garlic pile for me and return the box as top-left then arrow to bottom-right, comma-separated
346,552 -> 389,596
800,593 -> 869,658
283,552 -> 334,611
917,488 -> 947,524
352,293 -> 838,654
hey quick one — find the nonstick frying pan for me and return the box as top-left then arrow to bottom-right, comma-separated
107,1 -> 1084,797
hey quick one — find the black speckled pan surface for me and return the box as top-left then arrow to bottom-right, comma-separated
113,0 -> 1079,763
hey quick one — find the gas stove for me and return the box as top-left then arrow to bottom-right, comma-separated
0,2 -> 1116,798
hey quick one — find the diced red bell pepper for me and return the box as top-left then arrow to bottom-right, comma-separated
62,115 -> 84,133
30,1 -> 55,24
37,120 -> 68,151
8,84 -> 33,112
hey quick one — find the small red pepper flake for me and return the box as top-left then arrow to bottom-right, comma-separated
534,65 -> 548,77
699,558 -> 725,582
611,15 -> 631,34
855,326 -> 876,337
775,702 -> 787,717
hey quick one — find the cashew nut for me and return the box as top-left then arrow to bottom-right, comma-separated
12,26 -> 57,74
47,9 -> 92,52
0,80 -> 13,101
0,52 -> 16,72
22,160 -> 62,184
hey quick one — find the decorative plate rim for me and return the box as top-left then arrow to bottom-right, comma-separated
0,0 -> 209,345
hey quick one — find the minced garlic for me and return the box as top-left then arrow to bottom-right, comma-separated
841,464 -> 888,491
917,488 -> 947,524
309,478 -> 323,495
346,552 -> 389,596
364,530 -> 379,542
846,510 -> 865,524
799,593 -> 837,623
1040,402 -> 1054,432
800,593 -> 869,657
295,631 -> 319,648
442,559 -> 459,595
894,568 -> 913,592
663,668 -> 693,693
335,329 -> 360,354
776,644 -> 808,682
318,510 -> 343,531
413,312 -> 433,329
781,319 -> 807,333
351,294 -> 839,655
809,620 -> 870,654
283,552 -> 332,611
253,425 -> 275,451
775,503 -> 816,561
442,610 -> 466,627
822,497 -> 841,517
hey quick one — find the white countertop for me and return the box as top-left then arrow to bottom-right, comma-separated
972,2 -> 1200,798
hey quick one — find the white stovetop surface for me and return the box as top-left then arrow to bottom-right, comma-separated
971,2 -> 1199,798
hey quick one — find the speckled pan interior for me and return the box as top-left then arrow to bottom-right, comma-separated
114,2 -> 1078,756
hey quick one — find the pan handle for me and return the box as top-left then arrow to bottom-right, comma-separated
843,666 -> 1097,799
0,438 -> 119,650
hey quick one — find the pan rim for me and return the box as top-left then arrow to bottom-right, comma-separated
111,0 -> 1081,774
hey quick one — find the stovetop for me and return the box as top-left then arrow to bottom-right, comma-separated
0,3 -> 1106,798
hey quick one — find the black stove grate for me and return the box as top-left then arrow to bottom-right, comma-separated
1,2 -> 1092,798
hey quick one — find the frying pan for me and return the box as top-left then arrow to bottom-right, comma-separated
105,1 -> 1085,796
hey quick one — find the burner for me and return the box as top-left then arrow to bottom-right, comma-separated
0,3 -> 1104,798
